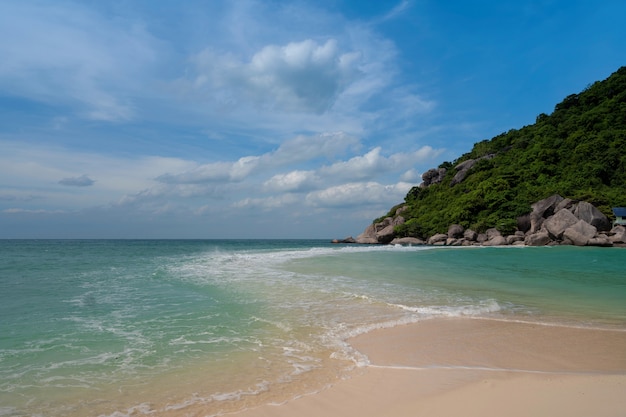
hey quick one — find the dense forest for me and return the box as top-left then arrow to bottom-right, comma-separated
386,66 -> 626,239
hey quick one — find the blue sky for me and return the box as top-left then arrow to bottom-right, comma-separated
1,0 -> 625,239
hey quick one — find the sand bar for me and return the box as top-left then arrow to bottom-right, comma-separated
233,318 -> 626,417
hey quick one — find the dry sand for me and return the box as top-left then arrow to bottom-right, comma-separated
233,318 -> 626,417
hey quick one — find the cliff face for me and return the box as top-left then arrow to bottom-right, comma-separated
344,67 -> 626,245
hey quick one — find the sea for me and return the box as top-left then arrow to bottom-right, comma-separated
1,239 -> 625,417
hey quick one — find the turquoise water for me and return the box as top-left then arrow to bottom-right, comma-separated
1,240 -> 624,416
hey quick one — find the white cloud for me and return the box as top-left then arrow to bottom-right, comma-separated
271,132 -> 360,164
233,194 -> 301,210
306,181 -> 413,208
320,145 -> 442,182
156,156 -> 263,185
263,170 -> 319,193
157,132 -> 359,185
190,38 -> 362,114
400,169 -> 421,182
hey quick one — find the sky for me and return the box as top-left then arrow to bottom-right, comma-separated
1,1 -> 625,239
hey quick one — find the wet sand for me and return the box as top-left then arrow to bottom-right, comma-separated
232,318 -> 626,417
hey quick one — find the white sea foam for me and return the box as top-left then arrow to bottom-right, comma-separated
390,299 -> 502,317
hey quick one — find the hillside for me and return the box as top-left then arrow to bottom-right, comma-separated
382,66 -> 626,240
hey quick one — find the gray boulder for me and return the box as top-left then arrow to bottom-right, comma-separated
506,234 -> 524,245
464,229 -> 478,241
483,235 -> 507,246
356,224 -> 379,244
421,168 -> 447,187
395,205 -> 409,216
525,231 -> 552,246
543,209 -> 579,240
450,159 -> 477,186
485,228 -> 502,240
331,236 -> 356,244
573,201 -> 611,231
555,198 -> 576,213
530,194 -> 564,232
563,220 -> 598,246
428,234 -> 448,245
376,224 -> 396,244
587,236 -> 613,247
448,224 -> 465,239
609,225 -> 626,244
390,237 -> 425,245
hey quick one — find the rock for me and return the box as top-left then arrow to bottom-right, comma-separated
530,194 -> 564,233
563,220 -> 597,246
356,224 -> 379,244
483,235 -> 507,246
390,237 -> 425,245
331,236 -> 356,244
609,225 -> 626,243
525,231 -> 552,246
449,154 -> 496,187
506,234 -> 524,245
355,236 -> 379,244
555,198 -> 576,212
375,224 -> 396,244
573,201 -> 611,231
392,216 -> 406,226
485,228 -> 501,240
450,159 -> 477,186
543,208 -> 579,240
395,205 -> 409,216
587,236 -> 613,247
517,214 -> 531,233
448,224 -> 464,239
420,168 -> 447,187
476,233 -> 488,244
464,229 -> 478,241
428,234 -> 448,245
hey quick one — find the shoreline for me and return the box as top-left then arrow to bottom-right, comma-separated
232,317 -> 626,417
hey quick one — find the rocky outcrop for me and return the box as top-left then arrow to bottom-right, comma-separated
450,154 -> 495,186
574,201 -> 612,231
420,168 -> 447,188
337,194 -> 621,247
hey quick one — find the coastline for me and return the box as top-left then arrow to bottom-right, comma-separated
232,318 -> 626,417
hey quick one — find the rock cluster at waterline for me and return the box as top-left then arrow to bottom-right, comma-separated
332,194 -> 626,247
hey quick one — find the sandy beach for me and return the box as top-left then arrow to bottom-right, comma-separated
233,318 -> 626,417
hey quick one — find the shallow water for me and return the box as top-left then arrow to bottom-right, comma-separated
1,240 -> 624,416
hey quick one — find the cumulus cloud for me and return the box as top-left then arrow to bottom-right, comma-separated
306,181 -> 413,208
190,39 -> 362,113
271,132 -> 360,164
233,194 -> 301,210
320,145 -> 442,181
59,174 -> 95,187
157,132 -> 359,185
156,157 -> 261,184
263,170 -> 319,193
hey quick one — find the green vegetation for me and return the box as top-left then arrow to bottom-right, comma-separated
391,66 -> 626,239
